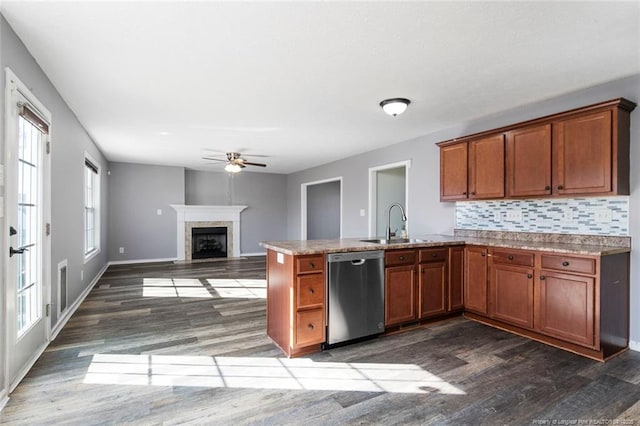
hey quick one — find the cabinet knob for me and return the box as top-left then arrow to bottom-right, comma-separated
422,268 -> 425,273
540,275 -> 546,280
308,323 -> 315,330
481,252 -> 486,257
462,192 -> 467,195
471,191 -> 476,195
309,288 -> 314,294
527,274 -> 533,279
557,185 -> 564,190
432,253 -> 437,258
562,261 -> 570,267
508,255 -> 514,260
545,186 -> 551,191
399,256 -> 405,260
309,262 -> 315,268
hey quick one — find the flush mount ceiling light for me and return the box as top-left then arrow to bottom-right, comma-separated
379,98 -> 411,117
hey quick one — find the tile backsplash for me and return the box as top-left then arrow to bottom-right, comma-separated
456,197 -> 629,236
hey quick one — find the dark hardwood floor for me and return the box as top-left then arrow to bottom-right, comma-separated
2,256 -> 639,425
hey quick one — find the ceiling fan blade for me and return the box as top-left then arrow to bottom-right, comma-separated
202,157 -> 226,162
239,153 -> 269,158
242,161 -> 267,167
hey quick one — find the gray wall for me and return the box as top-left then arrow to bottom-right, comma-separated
108,162 -> 184,262
185,170 -> 288,254
1,16 -> 109,392
287,73 -> 640,348
376,167 -> 406,236
307,181 -> 340,240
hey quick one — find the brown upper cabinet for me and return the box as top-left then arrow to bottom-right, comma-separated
438,98 -> 636,201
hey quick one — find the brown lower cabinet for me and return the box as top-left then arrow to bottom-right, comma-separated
464,246 -> 630,361
464,246 -> 488,314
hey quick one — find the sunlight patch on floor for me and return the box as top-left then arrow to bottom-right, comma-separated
142,278 -> 212,298
206,278 -> 267,299
83,354 -> 465,394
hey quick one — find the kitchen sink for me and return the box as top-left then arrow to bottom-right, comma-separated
360,238 -> 426,244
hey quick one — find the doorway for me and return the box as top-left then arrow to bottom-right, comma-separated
369,161 -> 410,237
301,178 -> 342,240
4,69 -> 52,392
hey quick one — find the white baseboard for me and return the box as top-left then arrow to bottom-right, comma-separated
108,257 -> 177,266
241,252 -> 266,257
51,262 -> 109,340
629,340 -> 640,352
0,389 -> 8,412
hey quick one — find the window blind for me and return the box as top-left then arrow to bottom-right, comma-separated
19,102 -> 49,134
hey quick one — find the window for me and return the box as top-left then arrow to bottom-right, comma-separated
84,154 -> 100,261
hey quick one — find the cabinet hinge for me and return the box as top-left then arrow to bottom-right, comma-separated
45,223 -> 51,236
45,304 -> 51,317
46,141 -> 50,154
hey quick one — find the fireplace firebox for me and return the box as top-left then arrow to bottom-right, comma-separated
191,227 -> 227,259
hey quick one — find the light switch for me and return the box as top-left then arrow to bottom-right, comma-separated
360,209 -> 366,217
156,209 -> 162,215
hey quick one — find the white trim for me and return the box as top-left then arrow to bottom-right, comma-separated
51,262 -> 109,340
108,257 -> 178,266
368,160 -> 411,238
3,67 -> 52,397
170,205 -> 247,259
57,260 -> 68,319
241,252 -> 267,257
630,340 -> 640,352
301,176 -> 343,240
0,389 -> 8,412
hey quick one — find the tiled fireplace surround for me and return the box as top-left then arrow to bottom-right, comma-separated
171,205 -> 247,261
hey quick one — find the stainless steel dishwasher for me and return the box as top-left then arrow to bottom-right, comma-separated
326,250 -> 385,345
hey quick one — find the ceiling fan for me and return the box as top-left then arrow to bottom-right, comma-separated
202,152 -> 267,173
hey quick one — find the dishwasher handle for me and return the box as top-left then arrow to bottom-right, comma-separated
351,259 -> 366,266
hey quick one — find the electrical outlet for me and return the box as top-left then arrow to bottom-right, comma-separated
562,208 -> 574,222
156,209 -> 162,215
595,209 -> 612,222
119,247 -> 125,254
360,209 -> 366,217
493,211 -> 501,221
506,209 -> 523,221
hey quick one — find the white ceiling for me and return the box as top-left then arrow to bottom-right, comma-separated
1,1 -> 639,174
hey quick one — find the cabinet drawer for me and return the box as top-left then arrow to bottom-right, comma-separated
296,255 -> 324,274
297,274 -> 325,309
491,249 -> 534,267
419,248 -> 447,263
385,249 -> 417,266
540,255 -> 596,275
295,309 -> 325,346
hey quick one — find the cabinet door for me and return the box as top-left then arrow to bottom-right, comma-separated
553,110 -> 612,195
464,246 -> 488,314
448,246 -> 464,311
506,124 -> 552,197
535,271 -> 595,347
468,134 -> 505,199
489,264 -> 534,329
385,265 -> 417,326
440,142 -> 468,201
419,262 -> 447,319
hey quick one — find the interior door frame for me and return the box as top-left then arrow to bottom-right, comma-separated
368,160 -> 411,238
3,67 -> 52,394
301,177 -> 343,240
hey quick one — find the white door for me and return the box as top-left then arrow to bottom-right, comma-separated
5,69 -> 51,391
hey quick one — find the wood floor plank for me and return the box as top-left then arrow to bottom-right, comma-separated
1,256 -> 639,425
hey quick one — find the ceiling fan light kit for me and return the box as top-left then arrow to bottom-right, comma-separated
380,98 -> 411,117
224,163 -> 243,173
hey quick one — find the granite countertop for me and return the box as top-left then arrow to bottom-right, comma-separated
260,233 -> 631,256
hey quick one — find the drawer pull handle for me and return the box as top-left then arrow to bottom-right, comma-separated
540,275 -> 546,280
309,288 -> 314,294
308,323 -> 315,330
508,255 -> 514,260
399,256 -> 405,260
562,261 -> 570,267
527,274 -> 533,279
309,262 -> 315,268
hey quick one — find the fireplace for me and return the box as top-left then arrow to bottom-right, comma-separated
192,227 -> 227,259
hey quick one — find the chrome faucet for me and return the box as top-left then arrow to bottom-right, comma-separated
386,202 -> 407,240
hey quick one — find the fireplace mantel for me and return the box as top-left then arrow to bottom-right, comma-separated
171,205 -> 247,260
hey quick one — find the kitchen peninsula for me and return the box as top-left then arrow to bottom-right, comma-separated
261,232 -> 630,361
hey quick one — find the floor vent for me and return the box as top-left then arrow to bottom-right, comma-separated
58,260 -> 68,315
